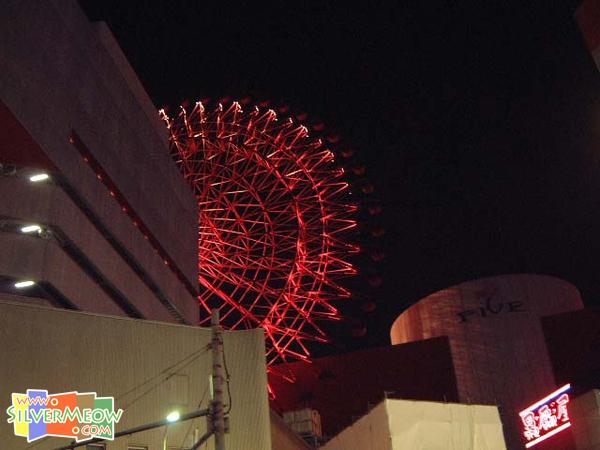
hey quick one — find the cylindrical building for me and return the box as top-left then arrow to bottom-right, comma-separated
390,274 -> 583,449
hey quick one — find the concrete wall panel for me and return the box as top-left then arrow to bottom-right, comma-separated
0,0 -> 198,288
0,176 -> 196,322
0,234 -> 124,316
0,301 -> 272,450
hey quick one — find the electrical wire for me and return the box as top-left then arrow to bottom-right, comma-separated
178,384 -> 211,450
117,346 -> 209,401
121,346 -> 210,411
23,351 -> 207,450
178,337 -> 230,450
222,338 -> 232,415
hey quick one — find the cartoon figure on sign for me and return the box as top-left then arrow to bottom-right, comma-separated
538,405 -> 558,431
556,393 -> 569,422
518,384 -> 572,448
520,411 -> 540,440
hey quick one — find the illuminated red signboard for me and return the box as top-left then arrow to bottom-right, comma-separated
519,383 -> 571,448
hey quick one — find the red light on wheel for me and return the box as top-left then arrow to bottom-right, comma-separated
161,101 -> 357,364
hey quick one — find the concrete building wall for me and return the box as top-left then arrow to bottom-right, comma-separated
321,399 -> 506,450
0,232 -> 126,316
571,390 -> 600,450
0,300 -> 272,450
387,400 -> 506,450
390,274 -> 584,449
576,0 -> 600,72
0,174 -> 196,322
0,0 -> 199,321
270,410 -> 312,450
321,400 -> 392,450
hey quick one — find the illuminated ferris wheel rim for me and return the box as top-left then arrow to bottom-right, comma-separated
161,101 -> 357,363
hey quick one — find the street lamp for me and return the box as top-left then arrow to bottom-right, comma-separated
164,411 -> 180,450
29,173 -> 50,182
20,224 -> 42,234
166,411 -> 180,423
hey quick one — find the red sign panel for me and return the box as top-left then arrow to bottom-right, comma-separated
519,383 -> 571,448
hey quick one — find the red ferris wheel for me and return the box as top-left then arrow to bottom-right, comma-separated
161,101 -> 358,364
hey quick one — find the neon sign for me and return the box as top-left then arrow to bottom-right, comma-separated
519,383 -> 571,448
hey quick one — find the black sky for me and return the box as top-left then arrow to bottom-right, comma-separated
80,1 -> 600,353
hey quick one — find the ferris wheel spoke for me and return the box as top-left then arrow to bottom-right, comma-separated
163,101 -> 356,364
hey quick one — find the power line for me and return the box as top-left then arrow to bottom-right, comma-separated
117,346 -> 209,400
222,339 -> 232,415
24,349 -> 206,450
178,384 -> 211,450
123,348 -> 208,409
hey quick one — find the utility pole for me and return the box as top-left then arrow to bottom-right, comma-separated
211,309 -> 226,450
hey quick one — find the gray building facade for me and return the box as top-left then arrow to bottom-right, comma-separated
0,300 -> 272,449
0,0 -> 199,323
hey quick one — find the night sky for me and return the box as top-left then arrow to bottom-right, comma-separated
80,1 -> 600,354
